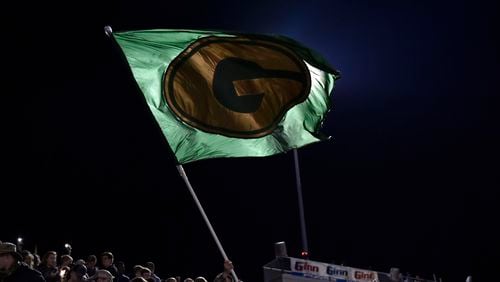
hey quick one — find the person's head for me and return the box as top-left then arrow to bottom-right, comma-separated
100,252 -> 114,268
42,251 -> 57,267
87,254 -> 97,267
130,278 -> 148,282
75,259 -> 85,266
166,278 -> 178,282
91,269 -> 114,282
141,267 -> 152,279
133,265 -> 145,277
184,278 -> 194,282
116,261 -> 126,274
33,253 -> 41,267
0,242 -> 22,270
61,254 -> 73,267
68,264 -> 87,281
195,277 -> 208,282
145,261 -> 155,273
22,250 -> 34,268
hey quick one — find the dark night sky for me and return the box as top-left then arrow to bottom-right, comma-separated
4,0 -> 499,281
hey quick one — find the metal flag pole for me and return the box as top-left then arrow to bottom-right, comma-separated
104,25 -> 239,281
293,149 -> 309,258
177,165 -> 239,282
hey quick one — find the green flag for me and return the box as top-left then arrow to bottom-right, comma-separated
113,29 -> 339,164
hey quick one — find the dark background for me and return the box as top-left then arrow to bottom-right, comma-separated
4,0 -> 499,281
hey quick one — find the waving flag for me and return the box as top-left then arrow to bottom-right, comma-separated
113,29 -> 339,164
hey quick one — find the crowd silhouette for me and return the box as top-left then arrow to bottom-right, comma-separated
0,240 -> 232,282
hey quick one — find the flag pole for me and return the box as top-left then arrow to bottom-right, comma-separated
293,149 -> 309,258
104,25 -> 239,281
177,165 -> 240,282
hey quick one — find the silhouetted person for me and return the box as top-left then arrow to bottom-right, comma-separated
22,251 -> 35,269
140,268 -> 152,280
37,251 -> 60,282
60,256 -> 73,269
66,264 -> 87,282
100,252 -> 117,281
0,242 -> 45,282
132,265 -> 145,279
213,260 -> 241,282
114,261 -> 129,282
33,254 -> 41,269
145,262 -> 160,282
88,269 -> 113,282
85,255 -> 98,277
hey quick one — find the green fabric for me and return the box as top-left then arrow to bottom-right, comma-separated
113,29 -> 338,164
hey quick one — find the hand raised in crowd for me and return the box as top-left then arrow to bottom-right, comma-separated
222,260 -> 242,282
223,260 -> 233,273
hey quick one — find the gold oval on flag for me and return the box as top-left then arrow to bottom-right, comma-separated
164,36 -> 311,138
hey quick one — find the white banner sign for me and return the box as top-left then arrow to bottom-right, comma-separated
289,257 -> 379,282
